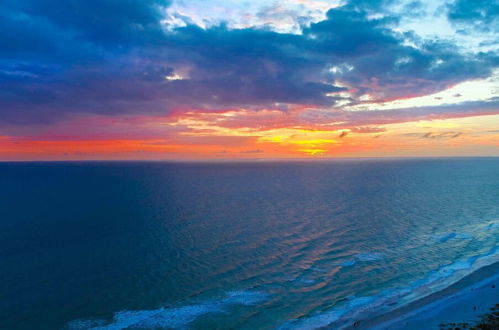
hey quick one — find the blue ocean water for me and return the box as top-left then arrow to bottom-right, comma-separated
1,158 -> 499,329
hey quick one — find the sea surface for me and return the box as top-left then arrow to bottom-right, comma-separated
1,158 -> 499,329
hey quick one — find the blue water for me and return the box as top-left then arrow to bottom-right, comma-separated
1,158 -> 499,329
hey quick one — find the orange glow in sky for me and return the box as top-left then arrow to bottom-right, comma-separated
1,0 -> 498,161
2,112 -> 498,161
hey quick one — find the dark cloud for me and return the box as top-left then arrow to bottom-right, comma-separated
293,98 -> 499,130
447,0 -> 499,32
403,132 -> 463,139
12,0 -> 170,45
327,34 -> 496,101
341,98 -> 499,128
0,0 -> 497,125
419,132 -> 463,139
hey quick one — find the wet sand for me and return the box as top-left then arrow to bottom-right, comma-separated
340,261 -> 499,329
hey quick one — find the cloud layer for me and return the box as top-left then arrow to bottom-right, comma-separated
0,0 -> 498,159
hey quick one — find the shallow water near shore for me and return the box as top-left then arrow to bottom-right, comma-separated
1,158 -> 499,329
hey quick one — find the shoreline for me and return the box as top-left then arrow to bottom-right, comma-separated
339,260 -> 499,329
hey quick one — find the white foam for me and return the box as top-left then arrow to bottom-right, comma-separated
485,221 -> 499,230
277,309 -> 346,330
67,290 -> 269,330
278,245 -> 499,330
277,295 -> 381,330
373,268 -> 499,329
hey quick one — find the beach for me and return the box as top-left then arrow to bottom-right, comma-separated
341,261 -> 499,329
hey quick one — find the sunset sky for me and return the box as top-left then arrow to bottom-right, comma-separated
1,0 -> 498,160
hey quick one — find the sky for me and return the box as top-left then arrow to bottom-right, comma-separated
0,0 -> 498,160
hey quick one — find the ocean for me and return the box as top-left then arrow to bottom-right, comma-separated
1,158 -> 499,329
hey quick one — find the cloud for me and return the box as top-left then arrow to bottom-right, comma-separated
405,132 -> 463,139
16,0 -> 170,45
0,0 -> 497,128
447,0 -> 499,33
336,98 -> 499,128
164,98 -> 499,138
351,126 -> 386,133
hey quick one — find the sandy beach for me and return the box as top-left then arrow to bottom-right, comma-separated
340,261 -> 499,329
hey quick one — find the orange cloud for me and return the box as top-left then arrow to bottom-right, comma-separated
1,111 -> 499,161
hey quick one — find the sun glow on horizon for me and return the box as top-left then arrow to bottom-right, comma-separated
0,0 -> 498,160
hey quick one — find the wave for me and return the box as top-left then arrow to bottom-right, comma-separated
278,244 -> 499,330
485,220 -> 499,231
355,252 -> 384,261
340,260 -> 356,267
431,232 -> 473,243
333,252 -> 384,269
66,290 -> 269,330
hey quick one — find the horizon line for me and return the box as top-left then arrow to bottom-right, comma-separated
2,155 -> 499,164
